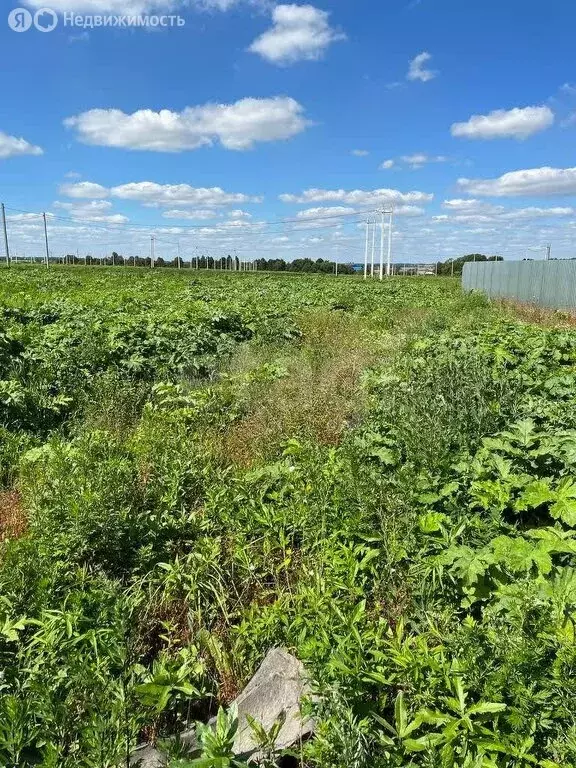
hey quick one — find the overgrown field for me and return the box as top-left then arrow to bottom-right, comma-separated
1,267 -> 576,767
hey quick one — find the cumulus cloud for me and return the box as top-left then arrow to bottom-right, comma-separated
53,199 -> 128,224
393,205 -> 426,217
458,167 -> 576,197
499,206 -> 574,220
248,4 -> 345,65
0,131 -> 43,160
451,106 -> 554,140
59,181 -> 109,198
296,206 -> 356,219
442,199 -> 503,214
352,149 -> 369,157
228,209 -> 252,219
380,159 -> 395,170
111,184 -> 254,208
110,182 -> 262,207
438,198 -> 574,223
162,209 -> 218,220
407,51 -> 436,82
59,180 -> 262,208
64,97 -> 310,152
280,187 -> 433,207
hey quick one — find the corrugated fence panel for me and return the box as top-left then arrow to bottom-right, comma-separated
462,261 -> 576,311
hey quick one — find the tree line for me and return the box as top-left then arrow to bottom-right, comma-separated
58,254 -> 357,274
50,252 -> 500,275
435,254 -> 503,276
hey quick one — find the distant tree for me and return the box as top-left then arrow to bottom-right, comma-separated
436,254 -> 503,276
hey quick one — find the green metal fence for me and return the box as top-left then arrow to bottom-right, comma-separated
462,260 -> 576,311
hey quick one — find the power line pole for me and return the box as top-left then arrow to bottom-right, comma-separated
387,209 -> 393,277
150,235 -> 155,268
371,219 -> 376,278
177,240 -> 181,269
1,203 -> 10,268
546,243 -> 552,261
42,213 -> 49,267
363,219 -> 369,280
379,209 -> 385,281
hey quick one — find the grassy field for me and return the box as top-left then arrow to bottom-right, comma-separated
1,267 -> 576,767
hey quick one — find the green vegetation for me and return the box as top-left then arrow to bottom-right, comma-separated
436,254 -> 503,277
59,255 -> 355,274
1,266 -> 575,767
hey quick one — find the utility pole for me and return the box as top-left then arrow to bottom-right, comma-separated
1,204 -> 10,267
371,219 -> 376,278
387,209 -> 393,277
546,243 -> 552,261
363,220 -> 369,280
150,235 -> 155,268
177,240 -> 181,269
379,209 -> 385,281
42,213 -> 49,267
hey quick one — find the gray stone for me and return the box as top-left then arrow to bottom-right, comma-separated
129,648 -> 314,766
129,744 -> 167,768
229,647 -> 314,756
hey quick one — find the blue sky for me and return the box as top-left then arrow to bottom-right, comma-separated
1,0 -> 576,263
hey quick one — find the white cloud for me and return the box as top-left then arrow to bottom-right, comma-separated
65,97 -> 310,152
500,206 -> 574,220
59,181 -> 109,198
442,199 -> 503,214
458,167 -> 576,197
59,180 -> 262,209
296,206 -> 356,219
6,213 -> 49,224
228,209 -> 252,219
439,198 -> 574,223
451,106 -> 554,140
0,131 -> 43,160
394,205 -> 426,217
400,153 -> 448,168
162,209 -> 218,220
380,154 -> 448,170
53,199 -> 128,224
407,51 -> 436,82
352,149 -> 369,157
110,182 -> 262,207
248,4 -> 345,65
280,187 -> 433,207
